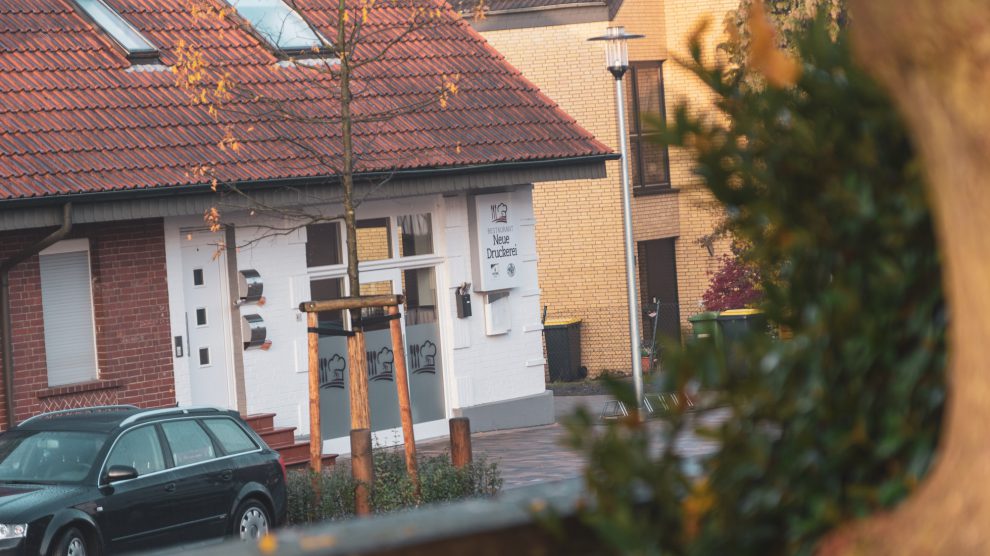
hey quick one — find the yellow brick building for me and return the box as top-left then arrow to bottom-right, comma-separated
466,0 -> 738,376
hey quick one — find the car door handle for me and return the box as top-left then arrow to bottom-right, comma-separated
219,469 -> 233,482
164,482 -> 176,493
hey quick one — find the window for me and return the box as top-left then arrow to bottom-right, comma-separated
71,0 -> 158,60
624,62 -> 671,191
202,418 -> 258,455
161,420 -> 216,467
310,277 -> 345,326
39,239 -> 99,387
356,218 -> 392,262
398,214 -> 434,257
0,431 -> 106,483
223,0 -> 329,54
306,222 -> 342,268
107,426 -> 166,476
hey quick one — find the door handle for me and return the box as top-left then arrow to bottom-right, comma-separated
219,469 -> 233,482
164,482 -> 176,493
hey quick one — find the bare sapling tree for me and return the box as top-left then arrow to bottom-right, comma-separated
172,0 -> 463,495
174,0 -> 459,297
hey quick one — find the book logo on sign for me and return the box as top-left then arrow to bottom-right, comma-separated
490,203 -> 508,223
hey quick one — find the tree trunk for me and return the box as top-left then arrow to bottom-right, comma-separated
821,3 -> 990,554
338,0 -> 359,298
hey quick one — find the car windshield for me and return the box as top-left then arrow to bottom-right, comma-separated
0,430 -> 107,484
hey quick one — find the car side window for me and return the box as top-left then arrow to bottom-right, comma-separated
160,420 -> 216,467
107,426 -> 166,476
202,418 -> 258,455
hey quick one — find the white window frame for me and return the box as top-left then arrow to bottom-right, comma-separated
39,239 -> 100,386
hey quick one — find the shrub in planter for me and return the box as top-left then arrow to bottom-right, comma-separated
286,448 -> 503,525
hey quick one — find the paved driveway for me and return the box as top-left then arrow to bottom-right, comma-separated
417,395 -> 722,490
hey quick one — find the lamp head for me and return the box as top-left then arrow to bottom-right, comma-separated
588,26 -> 645,79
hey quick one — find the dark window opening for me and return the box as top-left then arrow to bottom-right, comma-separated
624,62 -> 671,192
193,268 -> 204,286
306,222 -> 342,268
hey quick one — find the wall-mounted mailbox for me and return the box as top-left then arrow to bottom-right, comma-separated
456,283 -> 472,318
237,269 -> 264,304
242,313 -> 268,350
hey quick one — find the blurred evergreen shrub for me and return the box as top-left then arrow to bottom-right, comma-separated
566,15 -> 945,556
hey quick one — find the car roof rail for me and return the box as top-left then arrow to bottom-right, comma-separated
19,405 -> 140,426
118,406 -> 226,427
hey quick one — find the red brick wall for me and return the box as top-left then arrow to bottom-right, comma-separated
0,218 -> 175,430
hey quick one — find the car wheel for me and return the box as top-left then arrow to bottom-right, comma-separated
50,527 -> 88,556
233,500 -> 270,541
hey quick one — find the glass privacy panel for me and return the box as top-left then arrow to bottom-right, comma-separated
314,278 -> 350,440
316,277 -> 402,438
317,271 -> 446,440
403,267 -> 445,424
360,280 -> 401,432
397,214 -> 433,257
356,218 -> 392,262
306,222 -> 342,268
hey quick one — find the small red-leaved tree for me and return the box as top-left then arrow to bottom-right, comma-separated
701,243 -> 761,311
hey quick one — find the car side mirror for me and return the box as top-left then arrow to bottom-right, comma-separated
102,465 -> 138,485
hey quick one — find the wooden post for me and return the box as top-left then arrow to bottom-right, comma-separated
388,305 -> 419,496
450,417 -> 472,469
351,428 -> 374,516
307,312 -> 322,474
348,324 -> 371,431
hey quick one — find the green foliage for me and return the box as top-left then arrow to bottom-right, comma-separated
567,16 -> 945,556
286,448 -> 502,524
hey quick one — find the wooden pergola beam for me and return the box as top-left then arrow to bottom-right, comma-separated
299,294 -> 404,313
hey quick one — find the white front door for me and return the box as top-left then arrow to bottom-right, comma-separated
180,231 -> 235,409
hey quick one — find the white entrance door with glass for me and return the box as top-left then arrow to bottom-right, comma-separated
179,230 -> 236,409
305,212 -> 448,453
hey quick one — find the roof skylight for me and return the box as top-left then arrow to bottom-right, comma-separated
224,0 -> 329,54
73,0 -> 158,59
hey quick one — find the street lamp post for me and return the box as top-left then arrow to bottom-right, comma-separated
589,26 -> 646,414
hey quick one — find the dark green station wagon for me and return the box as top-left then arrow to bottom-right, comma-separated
0,406 -> 287,555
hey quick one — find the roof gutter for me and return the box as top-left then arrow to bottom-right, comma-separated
1,203 -> 73,429
0,155 -> 617,210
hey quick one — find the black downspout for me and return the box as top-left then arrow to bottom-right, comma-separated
0,203 -> 73,430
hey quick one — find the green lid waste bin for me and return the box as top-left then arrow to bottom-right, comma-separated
688,311 -> 722,347
717,309 -> 767,375
544,318 -> 584,382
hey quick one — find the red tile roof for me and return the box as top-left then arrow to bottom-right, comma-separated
0,1 -> 610,202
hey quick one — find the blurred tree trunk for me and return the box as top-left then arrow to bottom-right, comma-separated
821,2 -> 990,554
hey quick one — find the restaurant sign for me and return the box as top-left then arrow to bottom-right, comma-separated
470,192 -> 522,291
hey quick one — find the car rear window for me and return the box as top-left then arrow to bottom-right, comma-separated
160,420 -> 216,466
202,418 -> 258,455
